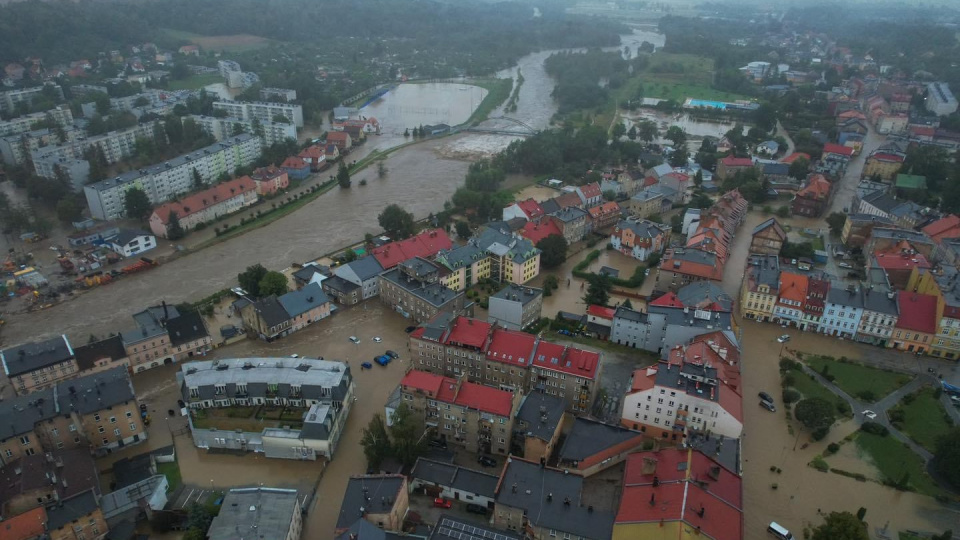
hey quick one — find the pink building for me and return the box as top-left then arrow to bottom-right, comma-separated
250,166 -> 289,196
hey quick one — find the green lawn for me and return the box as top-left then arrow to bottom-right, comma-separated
782,364 -> 852,418
157,461 -> 182,492
890,388 -> 955,452
855,431 -> 946,498
167,74 -> 223,91
803,356 -> 910,402
634,52 -> 751,103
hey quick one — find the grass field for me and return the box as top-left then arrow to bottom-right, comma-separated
633,53 -> 750,103
854,431 -> 946,498
162,28 -> 272,52
890,388 -> 954,452
803,355 -> 910,401
783,363 -> 852,418
157,461 -> 182,492
167,74 -> 223,91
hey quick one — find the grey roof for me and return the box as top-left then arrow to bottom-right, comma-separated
379,267 -> 462,307
58,366 -> 137,414
648,305 -> 733,331
293,264 -> 328,282
687,432 -> 741,475
208,488 -> 300,540
827,286 -> 865,309
298,402 -> 332,440
846,213 -> 894,226
344,256 -> 385,281
323,275 -> 360,294
430,517 -> 520,540
747,254 -> 781,288
111,451 -> 156,488
491,283 -> 542,306
112,229 -> 153,246
515,391 -> 567,442
0,387 -> 58,440
650,163 -> 673,177
87,134 -> 257,193
614,306 -> 647,323
539,198 -> 560,215
861,287 -> 899,315
74,335 -> 127,371
668,248 -> 717,266
1,335 -> 74,376
869,227 -> 934,245
400,257 -> 441,280
122,305 -> 179,345
250,296 -> 291,327
861,191 -> 901,214
336,519 -> 390,540
558,418 -> 642,462
654,361 -> 720,401
646,184 -> 678,200
615,219 -> 667,239
551,207 -> 588,223
631,190 -> 665,203
751,217 -> 784,237
278,282 -> 331,318
166,311 -> 210,346
496,459 -> 614,539
337,475 -> 406,529
436,243 -> 486,270
474,227 -> 539,264
676,281 -> 734,312
411,458 -> 499,499
46,490 -> 100,531
181,358 -> 350,402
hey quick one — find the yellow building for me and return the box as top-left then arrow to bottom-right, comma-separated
908,267 -> 960,359
862,152 -> 904,181
739,254 -> 780,322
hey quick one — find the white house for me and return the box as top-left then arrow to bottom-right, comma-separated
109,229 -> 157,258
820,285 -> 866,339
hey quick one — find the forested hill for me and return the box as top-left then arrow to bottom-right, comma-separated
0,0 -> 625,65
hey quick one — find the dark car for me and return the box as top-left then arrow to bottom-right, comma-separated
477,455 -> 497,468
139,403 -> 148,412
760,400 -> 777,412
405,326 -> 417,333
759,391 -> 774,403
361,362 -> 373,370
177,399 -> 185,408
466,504 -> 488,515
386,350 -> 399,359
428,439 -> 447,449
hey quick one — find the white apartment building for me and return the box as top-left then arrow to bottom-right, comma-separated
213,100 -> 304,127
34,155 -> 91,190
0,105 -> 73,137
218,60 -> 245,88
189,114 -> 297,146
0,126 -> 80,165
260,87 -> 297,101
31,122 -> 155,169
926,82 -> 958,116
84,134 -> 262,220
0,85 -> 62,114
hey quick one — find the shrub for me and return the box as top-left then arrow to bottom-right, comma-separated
779,358 -> 801,371
782,388 -> 801,404
783,373 -> 796,386
826,442 -> 840,455
856,390 -> 876,402
195,222 -> 208,230
836,401 -> 851,416
860,422 -> 889,436
811,426 -> 830,441
830,468 -> 867,482
811,456 -> 829,472
887,409 -> 905,423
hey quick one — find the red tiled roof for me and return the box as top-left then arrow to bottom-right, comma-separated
720,156 -> 753,167
532,341 -> 601,379
326,131 -> 350,142
650,292 -> 684,308
778,272 -> 809,304
796,174 -> 831,200
661,252 -> 723,281
2,507 -> 47,540
516,198 -> 545,220
152,176 -> 256,224
588,201 -> 620,219
519,219 -> 562,244
445,316 -> 491,349
371,229 -> 452,269
281,156 -> 308,170
401,370 -> 445,396
630,367 -> 657,392
486,328 -> 536,367
579,182 -> 602,199
780,152 -> 811,164
587,305 -> 616,319
554,191 -> 583,209
662,172 -> 690,183
921,215 -> 960,242
643,176 -> 658,187
823,143 -> 854,157
455,381 -> 513,417
910,126 -> 936,137
896,292 -> 938,334
298,145 -> 324,160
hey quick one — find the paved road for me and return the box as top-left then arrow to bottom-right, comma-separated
827,123 -> 886,215
775,120 -> 795,157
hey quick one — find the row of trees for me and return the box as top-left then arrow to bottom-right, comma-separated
361,404 -> 426,469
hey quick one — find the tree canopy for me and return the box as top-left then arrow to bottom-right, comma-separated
378,204 -> 416,239
811,511 -> 869,540
794,397 -> 836,431
583,274 -> 612,307
238,264 -> 268,297
123,188 -> 152,221
258,270 -> 289,297
934,427 -> 960,489
536,234 -> 568,269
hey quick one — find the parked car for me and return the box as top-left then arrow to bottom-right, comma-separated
862,410 -> 877,419
466,504 -> 488,515
477,455 -> 497,468
386,350 -> 399,359
361,362 -> 373,370
375,355 -> 391,367
838,262 -> 853,269
373,337 -> 382,343
760,400 -> 776,412
349,336 -> 360,344
428,439 -> 447,449
433,498 -> 452,509
759,391 -> 774,403
405,326 -> 417,333
777,335 -> 790,343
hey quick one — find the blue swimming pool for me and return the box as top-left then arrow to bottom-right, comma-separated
687,99 -> 728,109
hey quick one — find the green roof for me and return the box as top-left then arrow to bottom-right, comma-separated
895,174 -> 927,190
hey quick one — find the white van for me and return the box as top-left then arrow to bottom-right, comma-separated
768,522 -> 794,540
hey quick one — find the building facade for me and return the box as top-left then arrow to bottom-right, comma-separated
212,100 -> 304,127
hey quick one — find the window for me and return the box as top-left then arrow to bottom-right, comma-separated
19,435 -> 30,445
114,428 -> 121,436
98,427 -> 105,434
126,411 -> 133,418
94,414 -> 101,422
110,416 -> 117,424
130,423 -> 137,431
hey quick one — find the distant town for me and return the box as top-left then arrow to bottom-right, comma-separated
1,2 -> 960,540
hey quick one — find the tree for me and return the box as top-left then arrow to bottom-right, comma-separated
669,146 -> 688,167
167,211 -> 185,240
602,189 -> 617,201
542,274 -> 559,296
536,234 -> 568,269
826,212 -> 846,236
192,168 -> 203,190
794,397 -> 836,431
622,298 -> 633,309
123,187 -> 152,221
934,427 -> 960,488
627,125 -> 638,140
258,270 -> 288,297
455,221 -> 472,239
56,197 -> 82,223
789,156 -> 810,180
811,511 -> 869,540
377,160 -> 388,179
776,206 -> 790,218
389,403 -> 426,467
360,414 -> 391,470
637,119 -> 658,143
337,161 -> 351,188
583,274 -> 612,307
378,204 -> 416,239
238,264 -> 268,297
665,125 -> 686,147
612,122 -> 627,140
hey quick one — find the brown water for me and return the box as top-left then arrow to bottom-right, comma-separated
360,83 -> 488,135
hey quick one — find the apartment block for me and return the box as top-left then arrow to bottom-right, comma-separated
84,134 -> 262,220
0,85 -> 62,114
1,335 -> 78,396
213,100 -> 304,127
398,370 -> 521,455
149,175 -> 258,237
189,114 -> 297,146
0,105 -> 73,137
260,87 -> 297,101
